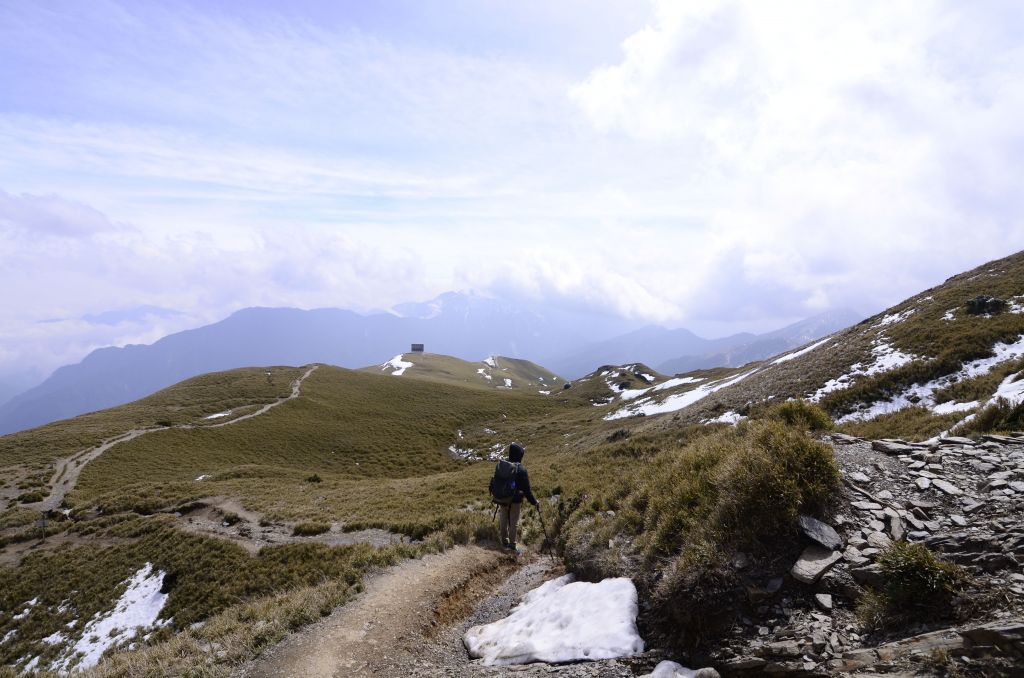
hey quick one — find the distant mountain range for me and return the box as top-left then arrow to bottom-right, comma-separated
0,293 -> 860,435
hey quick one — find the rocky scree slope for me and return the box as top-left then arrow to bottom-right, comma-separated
703,430 -> 1024,677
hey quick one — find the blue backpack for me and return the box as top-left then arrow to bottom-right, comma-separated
489,460 -> 520,503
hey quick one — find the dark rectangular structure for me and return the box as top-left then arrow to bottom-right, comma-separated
411,343 -> 424,353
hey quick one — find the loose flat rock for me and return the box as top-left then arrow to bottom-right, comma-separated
932,479 -> 962,495
798,515 -> 843,551
791,546 -> 842,585
872,440 -> 915,455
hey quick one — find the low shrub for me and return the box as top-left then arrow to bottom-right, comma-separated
221,512 -> 242,526
755,399 -> 834,432
560,420 -> 841,647
953,397 -> 1024,436
292,522 -> 330,536
838,406 -> 966,442
858,542 -> 968,629
606,429 -> 630,442
305,474 -> 322,483
16,491 -> 44,504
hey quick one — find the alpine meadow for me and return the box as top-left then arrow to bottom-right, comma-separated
3,2 -> 1024,677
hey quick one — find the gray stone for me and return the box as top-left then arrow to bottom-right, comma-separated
867,532 -> 892,549
941,436 -> 975,446
814,593 -> 833,611
851,501 -> 882,511
932,478 -> 962,495
849,471 -> 872,484
791,546 -> 842,585
873,440 -> 916,455
887,514 -> 905,541
915,477 -> 931,490
798,515 -> 843,550
850,563 -> 884,587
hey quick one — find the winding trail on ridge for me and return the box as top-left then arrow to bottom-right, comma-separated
30,365 -> 319,512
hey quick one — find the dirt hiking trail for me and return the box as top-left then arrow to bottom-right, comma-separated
234,545 -> 656,678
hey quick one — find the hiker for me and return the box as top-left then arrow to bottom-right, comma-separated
489,442 -> 538,551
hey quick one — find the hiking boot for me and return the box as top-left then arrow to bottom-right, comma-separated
505,542 -> 516,551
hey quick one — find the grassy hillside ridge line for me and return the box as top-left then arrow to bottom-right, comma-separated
612,250 -> 1024,436
27,365 -> 319,512
362,352 -> 564,393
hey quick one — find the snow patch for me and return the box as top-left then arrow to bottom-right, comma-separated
53,564 -> 169,672
837,335 -> 1024,422
464,575 -> 643,665
809,339 -> 917,403
1,630 -> 16,645
772,338 -> 831,365
503,378 -> 513,388
382,354 -> 413,376
942,309 -> 956,321
477,368 -> 493,381
484,356 -> 497,367
875,309 -> 915,327
704,411 -> 745,425
194,474 -> 210,481
13,598 -> 38,620
606,371 -> 755,420
538,390 -> 550,395
203,411 -> 232,420
639,660 -> 713,678
994,370 -> 1024,405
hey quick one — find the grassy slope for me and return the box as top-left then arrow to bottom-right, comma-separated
361,352 -> 564,392
0,367 -> 304,471
625,250 -> 1024,438
70,365 -> 566,518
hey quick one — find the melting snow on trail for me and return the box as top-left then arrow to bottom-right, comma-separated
382,354 -> 413,376
605,371 -> 755,420
772,338 -> 831,365
52,563 -> 170,672
837,334 -> 1024,422
464,575 -> 643,666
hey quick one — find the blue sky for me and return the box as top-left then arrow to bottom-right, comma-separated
2,0 -> 1024,382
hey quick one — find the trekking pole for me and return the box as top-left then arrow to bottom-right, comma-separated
535,505 -> 557,565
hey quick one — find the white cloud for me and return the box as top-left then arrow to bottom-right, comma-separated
2,1 -> 1024,378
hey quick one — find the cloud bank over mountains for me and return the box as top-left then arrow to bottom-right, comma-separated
2,0 -> 1023,382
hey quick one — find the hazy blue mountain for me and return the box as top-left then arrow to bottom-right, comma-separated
0,294 -> 860,436
0,294 -> 639,435
544,325 -> 756,378
655,309 -> 862,374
